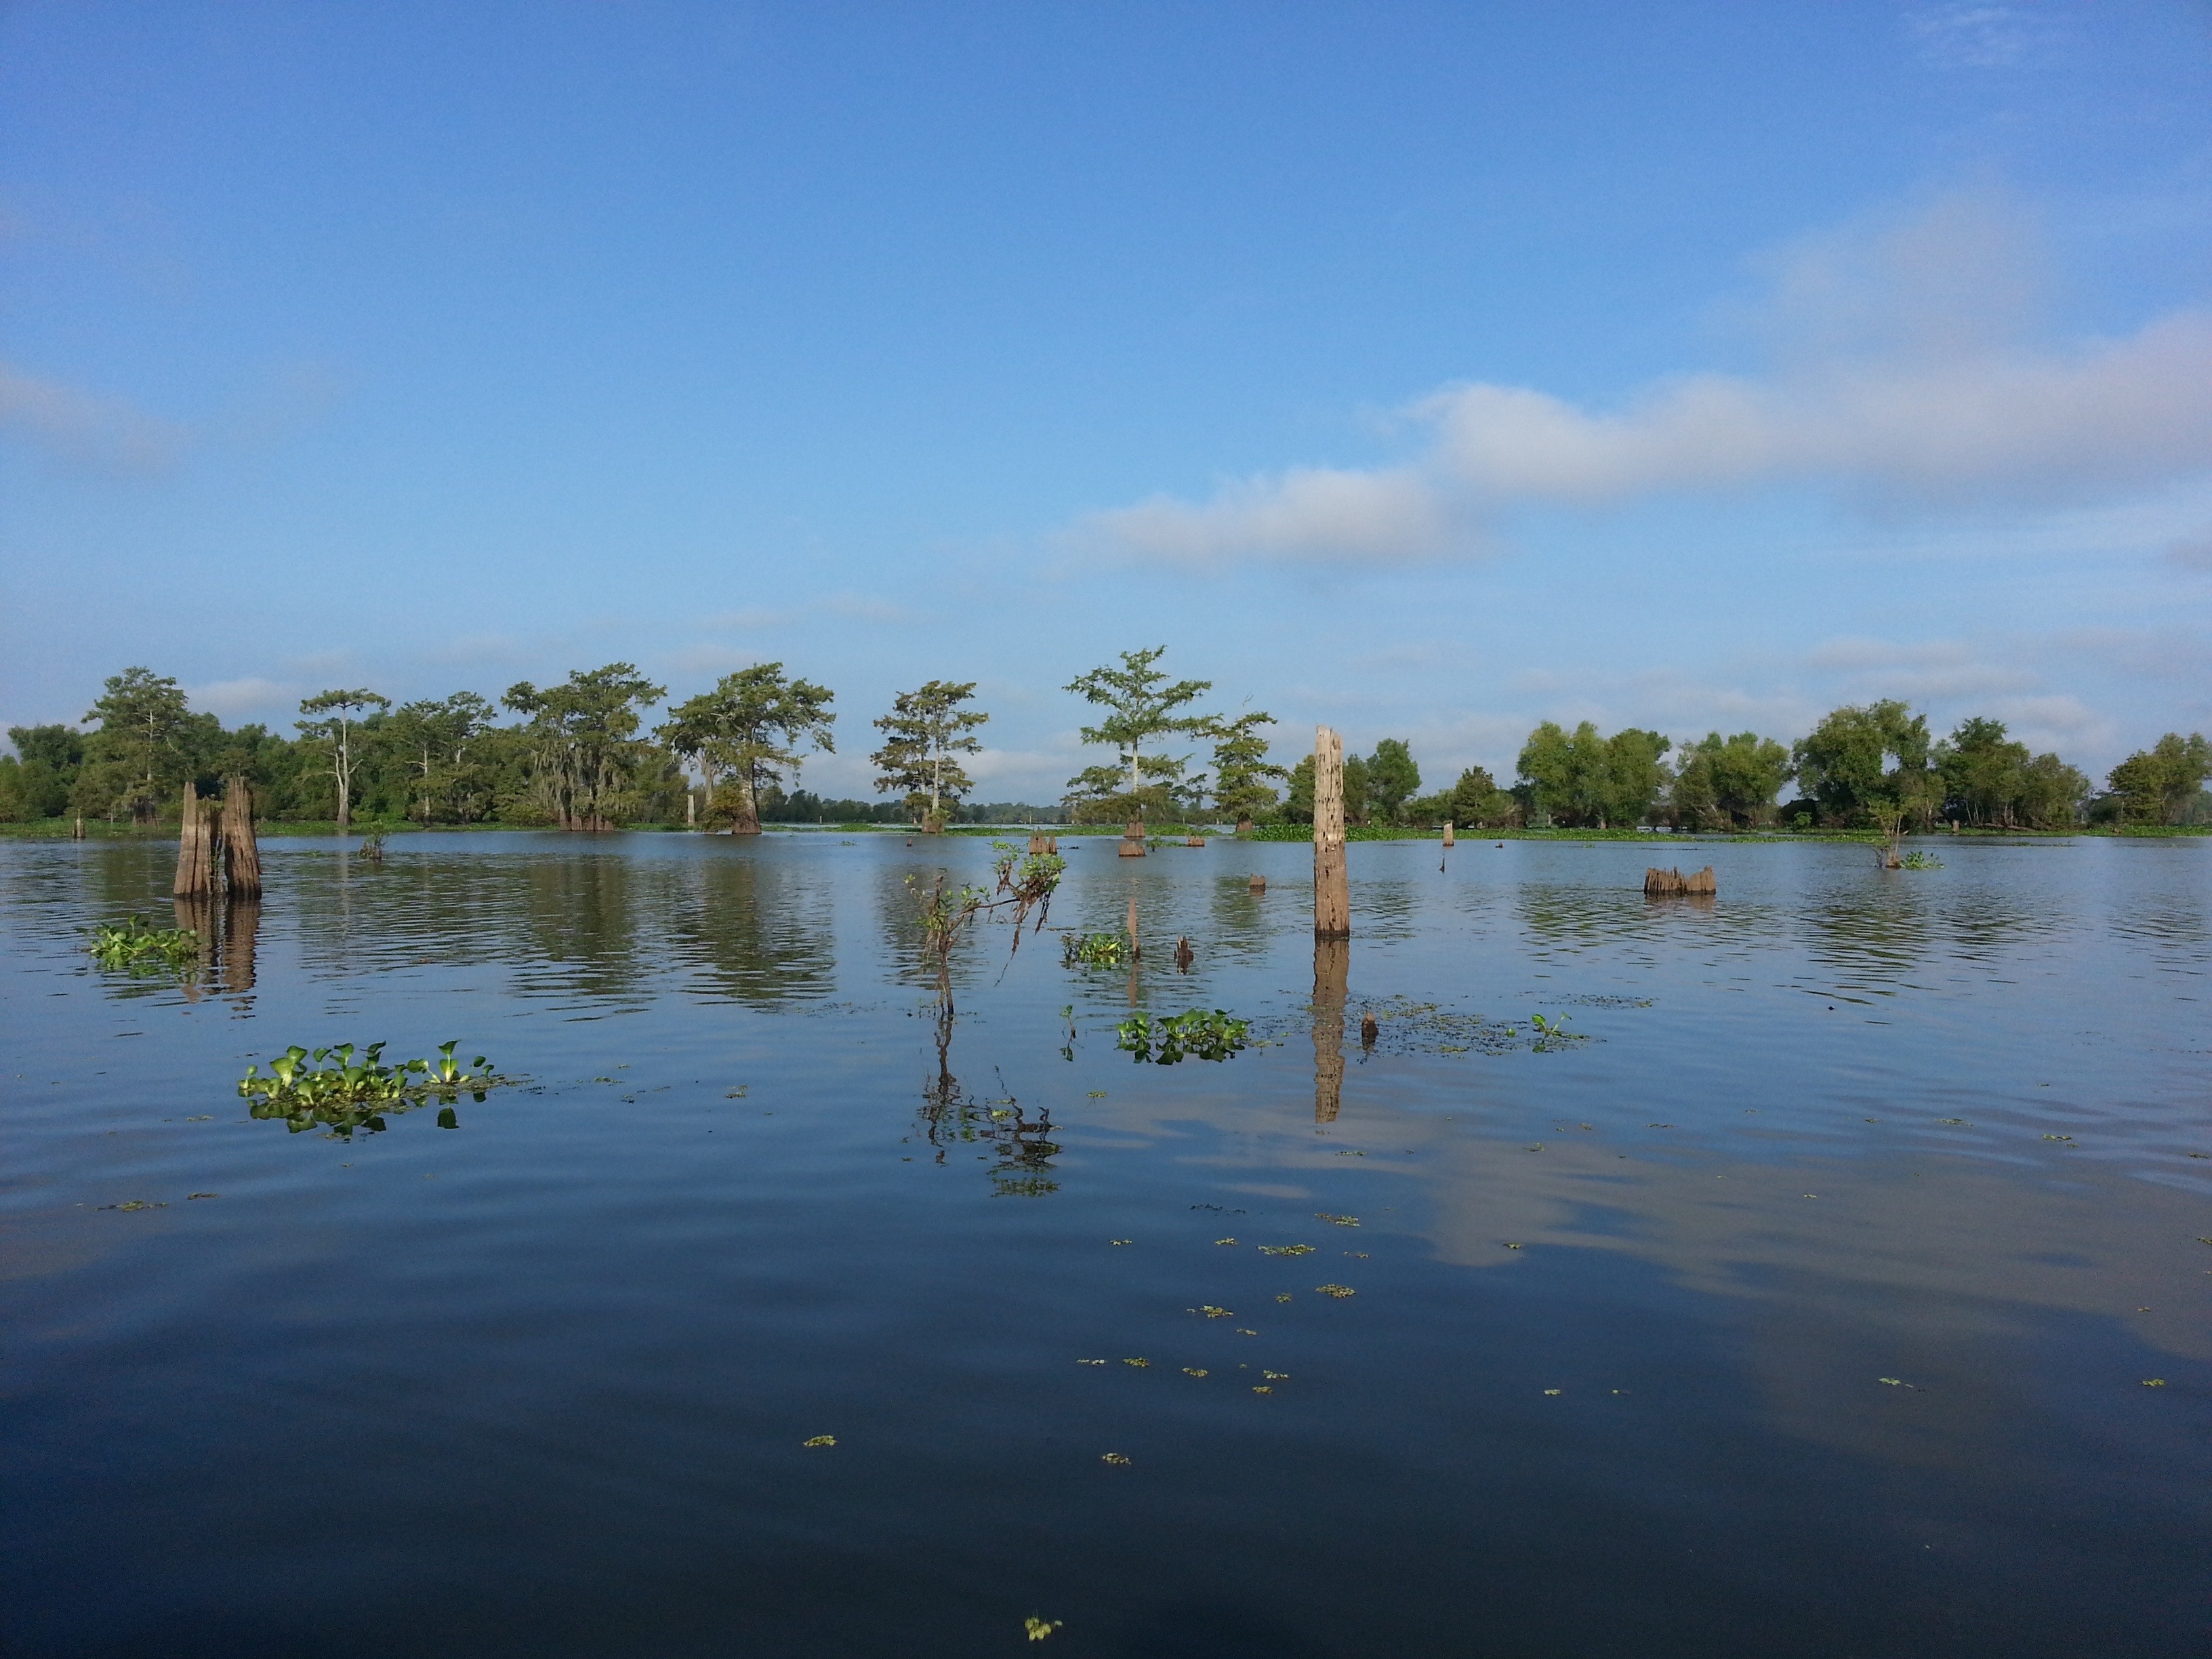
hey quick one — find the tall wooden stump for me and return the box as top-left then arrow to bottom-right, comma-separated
1119,819 -> 1145,857
220,777 -> 262,899
173,783 -> 216,898
1313,726 -> 1349,940
1312,937 -> 1348,1124
1442,820 -> 1455,848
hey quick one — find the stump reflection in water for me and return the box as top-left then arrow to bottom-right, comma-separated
1312,936 -> 1348,1124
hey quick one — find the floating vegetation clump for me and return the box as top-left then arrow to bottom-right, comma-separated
1114,1008 -> 1250,1064
86,916 -> 200,973
237,1041 -> 501,1139
1311,996 -> 1598,1056
1900,851 -> 1944,869
1061,931 -> 1127,967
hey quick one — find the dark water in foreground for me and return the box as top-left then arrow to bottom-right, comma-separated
2,831 -> 2207,1658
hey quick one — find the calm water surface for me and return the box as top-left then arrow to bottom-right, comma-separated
2,832 -> 2207,1657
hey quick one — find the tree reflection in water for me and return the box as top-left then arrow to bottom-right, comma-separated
915,1007 -> 1061,1196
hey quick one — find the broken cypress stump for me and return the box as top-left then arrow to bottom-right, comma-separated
1027,833 -> 1059,855
1643,865 -> 1717,897
1185,835 -> 1204,848
1120,819 -> 1146,857
173,783 -> 216,898
1313,726 -> 1349,940
1248,873 -> 1267,893
1174,935 -> 1193,972
1442,820 -> 1455,848
220,777 -> 262,899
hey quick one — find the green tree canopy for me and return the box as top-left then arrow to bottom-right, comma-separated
506,664 -> 667,832
871,680 -> 987,826
385,693 -> 497,825
1063,647 -> 1214,821
2106,732 -> 2210,825
657,663 -> 834,834
1790,701 -> 1933,827
5,723 -> 84,819
1364,739 -> 1420,825
1670,731 -> 1792,830
78,668 -> 197,822
297,688 -> 392,832
1516,721 -> 1671,827
1448,765 -> 1517,828
1933,716 -> 2088,829
1208,710 -> 1286,827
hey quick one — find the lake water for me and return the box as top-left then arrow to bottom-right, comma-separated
2,831 -> 2207,1657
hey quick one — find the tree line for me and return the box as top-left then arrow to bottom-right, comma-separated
3,657 -> 2205,832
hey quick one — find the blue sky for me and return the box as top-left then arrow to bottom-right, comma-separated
4,1 -> 2209,799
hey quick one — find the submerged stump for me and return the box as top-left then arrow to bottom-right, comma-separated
1644,865 -> 1717,897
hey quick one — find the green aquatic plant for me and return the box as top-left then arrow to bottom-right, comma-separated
1899,851 -> 1943,869
1062,931 -> 1127,967
237,1040 -> 501,1138
86,916 -> 201,972
1113,1008 -> 1250,1063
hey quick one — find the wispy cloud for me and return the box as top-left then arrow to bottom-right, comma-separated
1905,5 -> 2051,70
1077,192 -> 2212,566
0,362 -> 186,475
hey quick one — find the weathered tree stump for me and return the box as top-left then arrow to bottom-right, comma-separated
1185,835 -> 1204,847
1027,833 -> 1059,855
1643,865 -> 1717,897
1174,935 -> 1193,972
1360,1010 -> 1378,1047
1248,873 -> 1267,893
1120,819 -> 1146,857
1313,726 -> 1349,940
220,777 -> 262,899
173,783 -> 216,898
1442,820 -> 1455,848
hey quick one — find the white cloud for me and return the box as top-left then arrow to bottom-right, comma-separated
1086,464 -> 1453,566
189,677 -> 293,720
1079,193 -> 2212,565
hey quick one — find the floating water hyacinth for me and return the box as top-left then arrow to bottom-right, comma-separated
1258,1244 -> 1313,1256
1315,1284 -> 1355,1298
237,1041 -> 501,1139
1316,1213 -> 1359,1227
1100,1452 -> 1130,1466
802,1435 -> 836,1448
85,916 -> 199,972
1114,1008 -> 1250,1064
